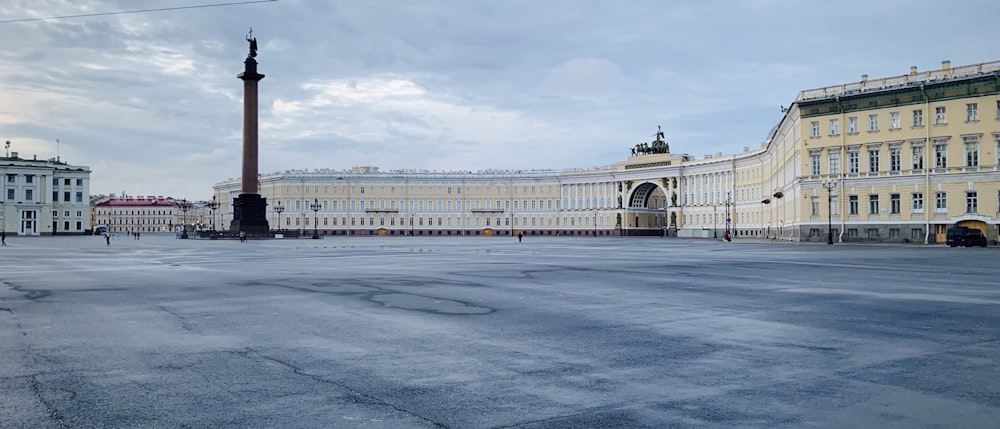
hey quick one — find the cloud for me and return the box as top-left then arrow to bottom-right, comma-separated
2,0 -> 999,199
264,74 -> 563,171
537,58 -> 625,99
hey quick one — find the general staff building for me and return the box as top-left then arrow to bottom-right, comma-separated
213,60 -> 1000,244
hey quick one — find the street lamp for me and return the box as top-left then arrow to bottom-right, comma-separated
179,199 -> 190,239
310,198 -> 321,239
823,181 -> 838,244
207,195 -> 219,231
713,204 -> 718,239
724,191 -> 732,242
274,201 -> 285,233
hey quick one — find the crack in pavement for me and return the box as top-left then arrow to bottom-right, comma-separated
225,349 -> 449,428
29,373 -> 71,429
157,305 -> 199,333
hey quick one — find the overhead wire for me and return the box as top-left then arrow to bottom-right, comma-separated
0,0 -> 278,24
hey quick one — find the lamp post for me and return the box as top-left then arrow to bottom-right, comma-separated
623,206 -> 628,237
823,181 -> 838,244
179,199 -> 190,239
274,201 -> 284,233
207,195 -> 219,231
310,198 -> 321,239
724,191 -> 732,242
713,204 -> 718,239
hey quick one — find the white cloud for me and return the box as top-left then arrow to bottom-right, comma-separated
268,75 -> 553,147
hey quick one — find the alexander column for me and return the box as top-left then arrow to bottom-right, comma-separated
230,28 -> 270,234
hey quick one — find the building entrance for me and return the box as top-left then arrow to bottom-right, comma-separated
20,210 -> 38,235
957,219 -> 988,236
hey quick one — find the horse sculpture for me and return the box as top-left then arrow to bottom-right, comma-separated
631,126 -> 670,156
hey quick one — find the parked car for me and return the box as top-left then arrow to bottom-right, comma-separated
946,227 -> 988,247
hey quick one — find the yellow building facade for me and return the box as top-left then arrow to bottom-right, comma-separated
790,60 -> 1000,243
213,60 -> 1000,243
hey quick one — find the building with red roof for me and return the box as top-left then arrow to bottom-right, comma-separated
94,196 -> 210,234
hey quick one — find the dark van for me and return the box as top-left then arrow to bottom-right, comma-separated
946,227 -> 988,247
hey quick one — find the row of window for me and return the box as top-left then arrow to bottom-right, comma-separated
100,209 -> 175,216
106,219 -> 172,225
279,184 -> 588,197
5,174 -> 83,187
281,215 -> 605,228
280,198 -> 617,212
7,188 -> 32,201
809,101 -> 999,138
809,137 -> 998,175
3,188 -> 87,202
108,227 -> 167,232
52,210 -> 85,218
52,191 -> 85,203
56,221 -> 85,231
53,178 -> 85,187
809,191 -> 989,216
6,174 -> 34,183
808,227 -> 926,240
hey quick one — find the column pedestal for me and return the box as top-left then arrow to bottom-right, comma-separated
231,193 -> 269,235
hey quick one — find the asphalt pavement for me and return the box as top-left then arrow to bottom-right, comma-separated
1,233 -> 998,428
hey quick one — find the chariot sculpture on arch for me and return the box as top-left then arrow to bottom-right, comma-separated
631,125 -> 670,156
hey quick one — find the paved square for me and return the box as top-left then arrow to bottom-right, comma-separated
2,235 -> 998,428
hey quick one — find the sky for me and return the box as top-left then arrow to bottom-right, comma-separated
2,0 -> 999,200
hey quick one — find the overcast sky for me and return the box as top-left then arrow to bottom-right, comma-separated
2,0 -> 998,199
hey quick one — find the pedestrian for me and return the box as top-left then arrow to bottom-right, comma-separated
517,231 -> 523,243
135,232 -> 140,240
105,232 -> 111,246
1,230 -> 6,246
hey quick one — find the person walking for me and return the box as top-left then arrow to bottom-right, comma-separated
105,232 -> 111,246
1,230 -> 6,246
517,231 -> 523,243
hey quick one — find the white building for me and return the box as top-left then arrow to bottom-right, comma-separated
212,60 -> 1000,243
1,152 -> 91,236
